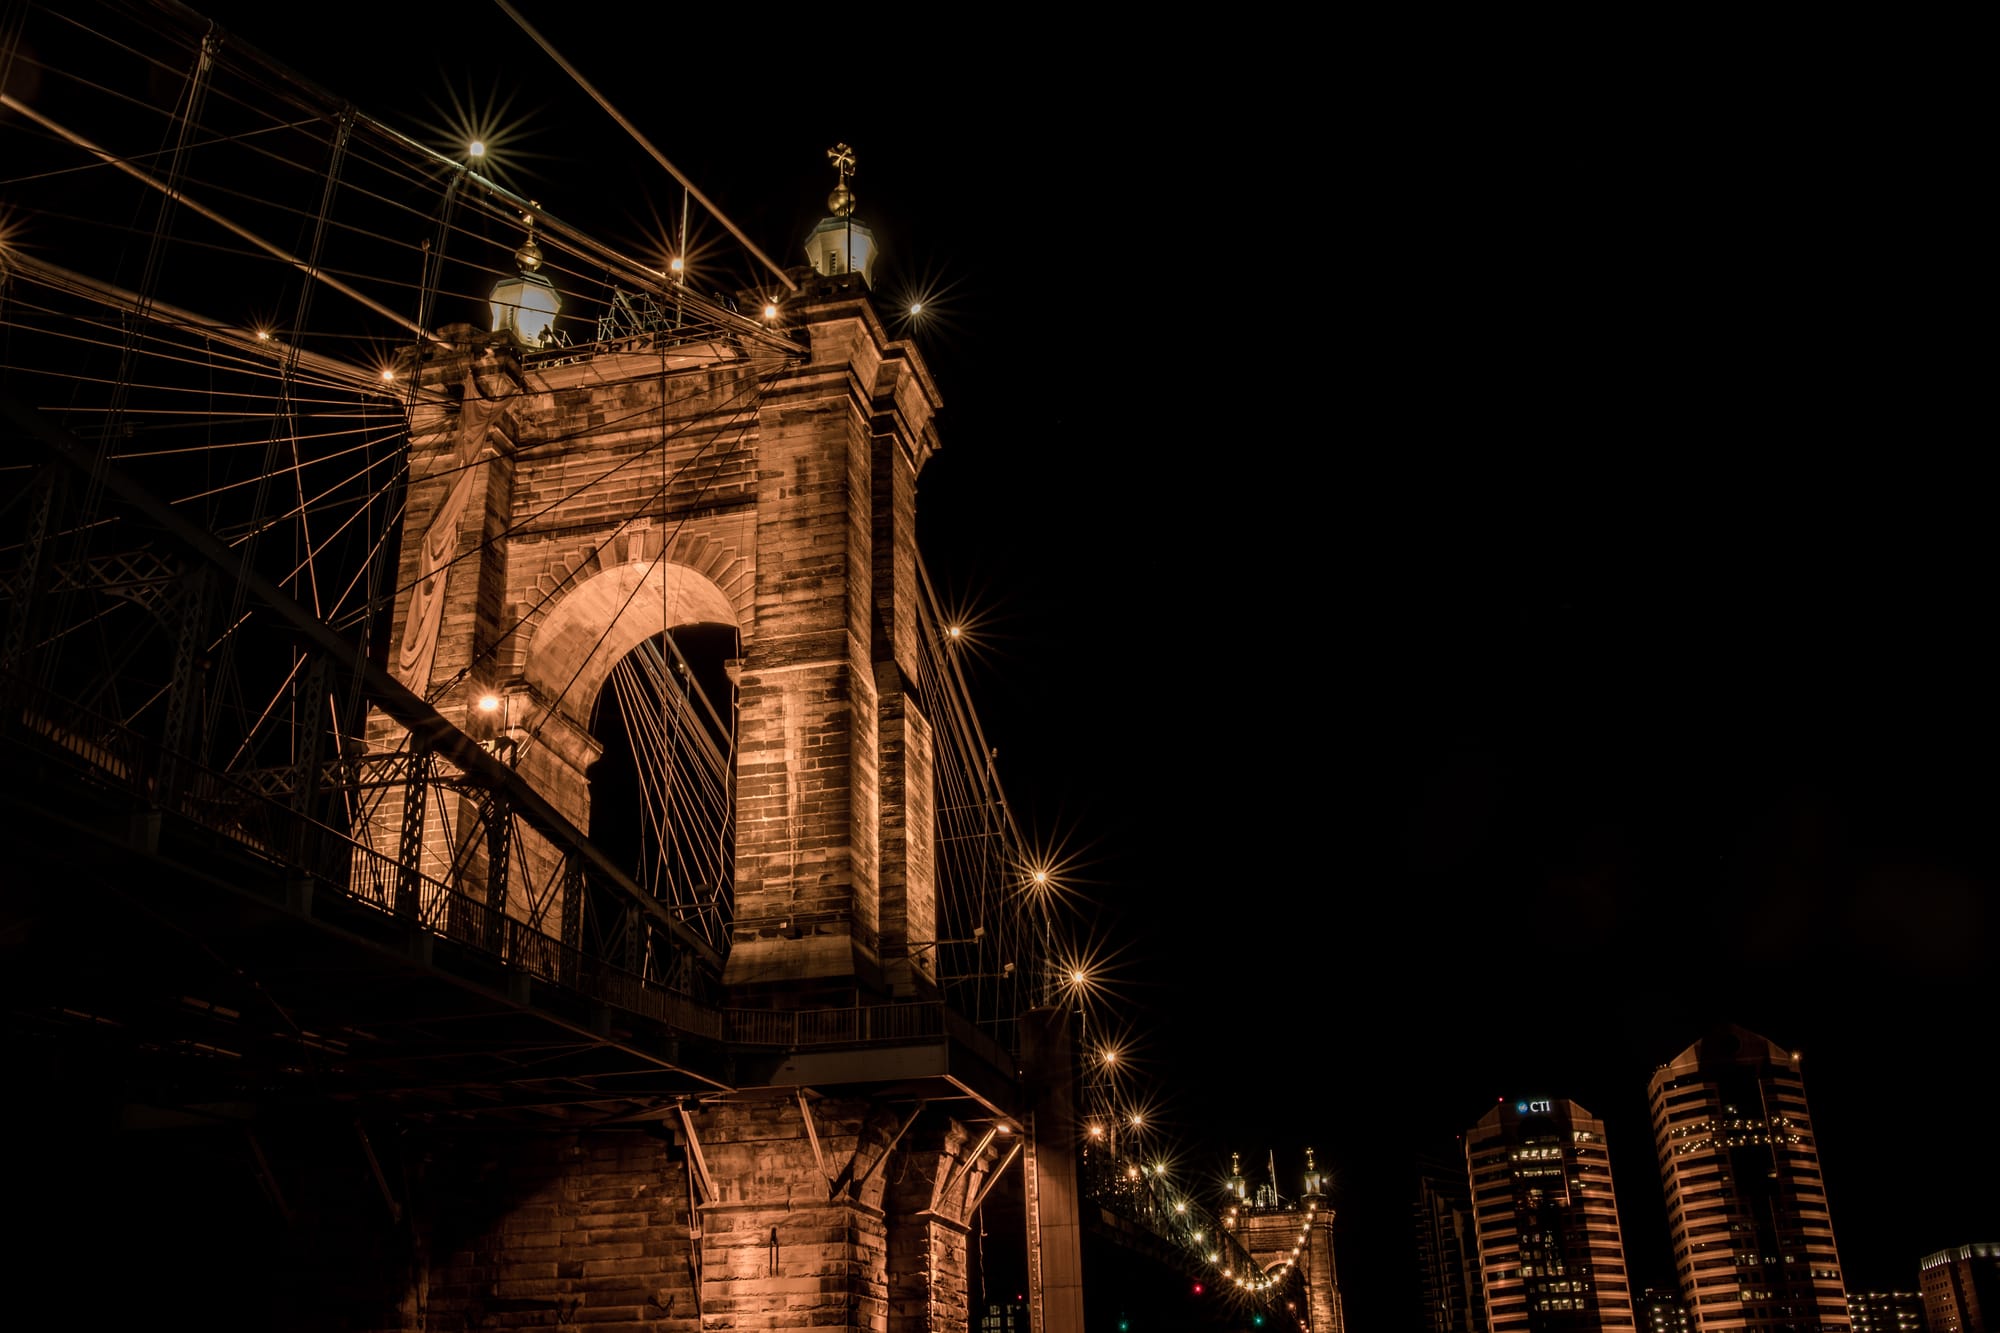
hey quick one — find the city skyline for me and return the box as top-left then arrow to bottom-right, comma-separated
8,5 -> 1990,1328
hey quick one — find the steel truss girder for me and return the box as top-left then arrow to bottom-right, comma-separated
2,390 -> 725,981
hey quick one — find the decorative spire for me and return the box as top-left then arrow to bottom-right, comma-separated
826,142 -> 856,217
515,205 -> 544,272
804,143 -> 876,285
490,205 -> 560,347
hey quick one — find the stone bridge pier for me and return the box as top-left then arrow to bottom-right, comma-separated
396,1096 -> 1011,1333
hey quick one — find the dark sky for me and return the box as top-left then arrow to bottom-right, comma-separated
92,4 -> 1996,1324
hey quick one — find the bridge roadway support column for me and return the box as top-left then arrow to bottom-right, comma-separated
309,1097 -> 1003,1332
724,271 -> 943,1003
684,1092 -> 999,1332
1020,1008 -> 1086,1333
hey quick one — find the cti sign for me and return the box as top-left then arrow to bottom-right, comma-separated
1516,1099 -> 1553,1114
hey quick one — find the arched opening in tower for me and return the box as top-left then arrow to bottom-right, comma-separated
586,623 -> 740,969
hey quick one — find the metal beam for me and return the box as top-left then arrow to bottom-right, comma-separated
797,1089 -> 831,1190
675,1100 -> 717,1206
840,1100 -> 927,1202
0,391 -> 724,973
966,1141 -> 1023,1217
941,1126 -> 998,1205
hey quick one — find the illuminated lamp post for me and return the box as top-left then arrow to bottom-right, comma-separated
491,219 -> 561,348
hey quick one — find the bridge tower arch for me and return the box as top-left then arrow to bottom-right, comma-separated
1225,1154 -> 1348,1333
345,203 -> 1061,1329
362,258 -> 946,1004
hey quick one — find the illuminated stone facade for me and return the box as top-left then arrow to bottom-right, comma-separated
396,1100 -> 1005,1333
1464,1097 -> 1636,1331
1648,1025 -> 1850,1331
365,268 -> 944,1001
1223,1187 -> 1347,1333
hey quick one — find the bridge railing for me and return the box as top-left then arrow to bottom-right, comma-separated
1077,1150 -> 1273,1306
2,671 -> 727,1041
6,669 -> 1036,1068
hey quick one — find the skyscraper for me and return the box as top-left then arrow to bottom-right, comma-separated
1465,1097 -> 1636,1330
1641,1287 -> 1692,1333
1919,1243 -> 1998,1333
1419,1148 -> 1488,1332
1648,1024 -> 1849,1330
1847,1289 -> 1929,1333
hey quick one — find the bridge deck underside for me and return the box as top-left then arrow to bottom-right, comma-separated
0,727 -> 737,1130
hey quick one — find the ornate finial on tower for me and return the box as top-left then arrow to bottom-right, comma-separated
805,144 -> 876,284
1305,1147 -> 1316,1172
826,142 -> 857,217
514,212 -> 544,273
491,205 -> 560,347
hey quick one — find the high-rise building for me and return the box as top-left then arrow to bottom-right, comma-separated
1848,1289 -> 1929,1333
1465,1097 -> 1636,1330
1641,1287 -> 1692,1333
1419,1148 -> 1488,1331
1919,1243 -> 1999,1333
1648,1024 -> 1849,1330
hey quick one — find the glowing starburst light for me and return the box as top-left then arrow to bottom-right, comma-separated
424,79 -> 543,187
889,261 -> 965,344
0,203 -> 23,275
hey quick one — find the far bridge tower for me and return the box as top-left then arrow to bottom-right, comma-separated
1225,1149 -> 1348,1333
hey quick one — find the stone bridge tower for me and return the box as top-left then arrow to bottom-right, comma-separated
365,226 -> 942,1003
347,163 -> 1075,1331
1225,1150 -> 1347,1333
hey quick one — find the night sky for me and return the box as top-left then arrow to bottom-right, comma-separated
66,5 -> 1995,1324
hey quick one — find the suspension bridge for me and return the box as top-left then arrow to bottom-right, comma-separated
0,4 -> 1345,1329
